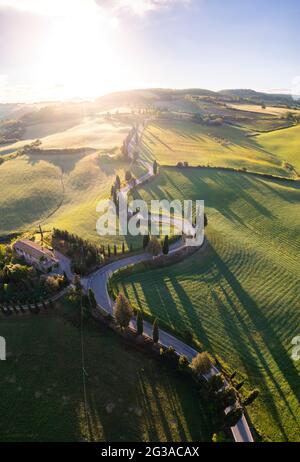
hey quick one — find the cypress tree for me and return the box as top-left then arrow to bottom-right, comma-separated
204,213 -> 208,227
143,234 -> 150,250
152,318 -> 159,343
63,271 -> 68,286
115,175 -> 121,190
162,235 -> 169,255
34,300 -> 40,314
88,289 -> 97,310
136,311 -> 143,336
122,242 -> 125,254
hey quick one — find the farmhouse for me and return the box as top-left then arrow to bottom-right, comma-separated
13,239 -> 58,272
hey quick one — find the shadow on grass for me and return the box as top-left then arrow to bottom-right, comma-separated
210,244 -> 300,437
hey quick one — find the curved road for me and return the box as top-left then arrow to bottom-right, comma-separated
86,125 -> 253,442
61,123 -> 254,443
83,239 -> 253,443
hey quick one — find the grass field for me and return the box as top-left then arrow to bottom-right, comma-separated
257,125 -> 300,172
0,150 -> 144,248
0,117 -> 131,155
229,103 -> 300,116
0,310 -> 213,442
141,119 -> 292,177
236,117 -> 293,132
115,167 -> 300,442
0,156 -> 62,235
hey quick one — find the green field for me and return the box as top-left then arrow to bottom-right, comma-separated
0,117 -> 131,155
0,311 -> 213,442
141,119 -> 292,177
257,125 -> 300,172
0,156 -> 62,235
0,150 -> 144,248
115,167 -> 300,442
0,111 -> 145,247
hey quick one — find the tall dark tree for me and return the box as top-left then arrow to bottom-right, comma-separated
115,175 -> 121,190
224,406 -> 243,428
143,234 -> 150,250
122,242 -> 125,254
63,271 -> 68,286
153,160 -> 158,175
88,289 -> 97,310
34,300 -> 40,314
113,188 -> 118,208
39,224 -> 44,246
114,244 -> 117,256
162,235 -> 169,255
74,274 -> 82,294
243,389 -> 260,406
136,310 -> 143,336
152,318 -> 159,343
204,213 -> 208,228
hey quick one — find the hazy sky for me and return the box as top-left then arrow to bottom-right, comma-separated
0,0 -> 299,102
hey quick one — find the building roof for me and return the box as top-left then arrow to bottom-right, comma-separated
13,239 -> 58,262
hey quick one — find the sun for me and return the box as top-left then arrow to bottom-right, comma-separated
37,8 -> 126,99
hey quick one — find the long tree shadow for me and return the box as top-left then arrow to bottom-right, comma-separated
210,285 -> 291,440
211,246 -> 300,421
27,149 -> 94,174
167,277 -> 213,352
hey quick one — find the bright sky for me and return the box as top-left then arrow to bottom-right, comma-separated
0,0 -> 299,102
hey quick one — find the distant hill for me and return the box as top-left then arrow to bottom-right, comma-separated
95,88 -> 217,109
219,89 -> 300,107
96,87 -> 300,110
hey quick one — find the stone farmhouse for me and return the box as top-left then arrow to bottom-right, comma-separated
13,239 -> 58,272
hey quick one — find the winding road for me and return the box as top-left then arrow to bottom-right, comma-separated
82,239 -> 254,443
59,123 -> 254,443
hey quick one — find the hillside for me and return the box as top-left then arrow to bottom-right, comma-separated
0,309 -> 213,442
117,167 -> 300,442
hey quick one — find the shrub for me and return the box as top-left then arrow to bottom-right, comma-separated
212,432 -> 231,443
44,275 -> 64,294
191,351 -> 213,375
146,236 -> 162,257
114,293 -> 133,330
